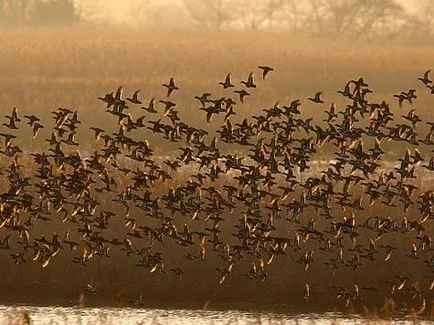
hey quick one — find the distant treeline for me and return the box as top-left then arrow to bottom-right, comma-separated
2,0 -> 434,43
0,0 -> 78,26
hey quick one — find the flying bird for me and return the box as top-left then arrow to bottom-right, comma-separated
418,69 -> 432,85
219,73 -> 234,89
234,89 -> 250,103
258,66 -> 274,79
241,72 -> 256,88
163,77 -> 179,97
126,90 -> 142,104
308,91 -> 324,103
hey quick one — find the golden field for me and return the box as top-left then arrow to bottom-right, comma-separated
1,28 -> 434,122
0,27 -> 432,157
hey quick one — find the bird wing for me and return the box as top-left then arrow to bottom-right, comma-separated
115,86 -> 123,100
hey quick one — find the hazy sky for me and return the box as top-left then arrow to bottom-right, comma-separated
96,0 -> 419,24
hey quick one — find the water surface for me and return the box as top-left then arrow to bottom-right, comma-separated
0,305 -> 431,325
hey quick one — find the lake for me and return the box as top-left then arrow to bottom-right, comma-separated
0,304 -> 431,325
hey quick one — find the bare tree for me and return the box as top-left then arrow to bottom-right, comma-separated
281,0 -> 309,34
230,0 -> 286,31
388,0 -> 434,42
183,0 -> 233,30
106,0 -> 432,42
128,0 -> 189,29
302,0 -> 329,35
303,0 -> 410,40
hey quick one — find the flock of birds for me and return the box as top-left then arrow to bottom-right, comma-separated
0,66 -> 434,311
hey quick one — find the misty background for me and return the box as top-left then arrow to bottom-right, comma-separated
0,0 -> 434,42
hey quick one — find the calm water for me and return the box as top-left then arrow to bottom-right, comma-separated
0,305 -> 430,325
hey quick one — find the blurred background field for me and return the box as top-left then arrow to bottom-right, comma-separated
1,28 -> 434,148
1,27 -> 434,161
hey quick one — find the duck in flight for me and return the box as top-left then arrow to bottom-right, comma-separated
126,90 -> 142,104
258,66 -> 274,80
241,72 -> 256,88
219,73 -> 234,89
308,91 -> 324,103
163,77 -> 179,97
